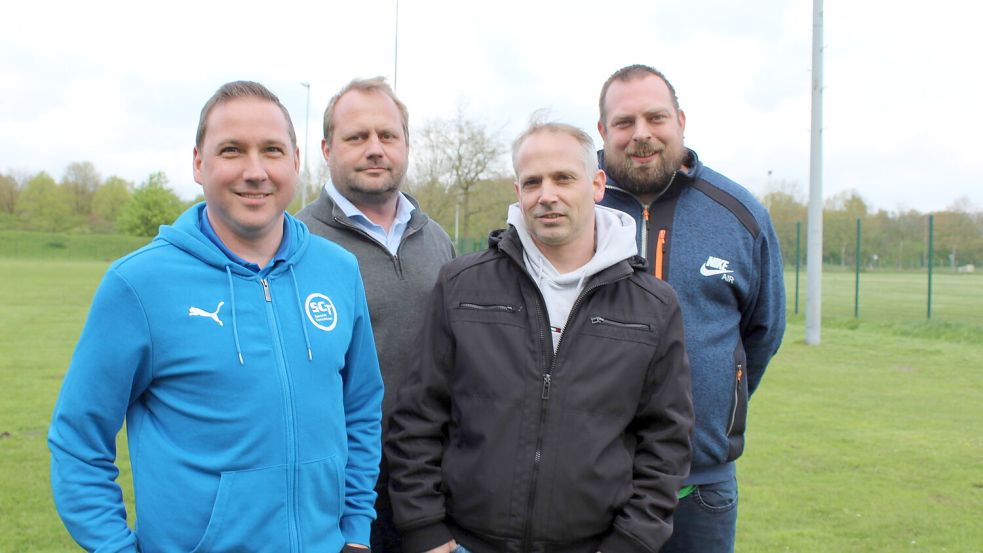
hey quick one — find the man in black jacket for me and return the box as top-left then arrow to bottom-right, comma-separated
386,120 -> 694,553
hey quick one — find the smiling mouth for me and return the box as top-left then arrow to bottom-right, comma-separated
237,192 -> 271,199
630,152 -> 660,164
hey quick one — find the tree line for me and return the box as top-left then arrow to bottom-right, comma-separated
3,112 -> 982,268
763,185 -> 983,270
0,163 -> 187,237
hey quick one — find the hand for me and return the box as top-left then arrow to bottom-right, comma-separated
423,539 -> 457,553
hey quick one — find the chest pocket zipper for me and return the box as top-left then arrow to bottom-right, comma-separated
590,316 -> 650,331
458,302 -> 521,313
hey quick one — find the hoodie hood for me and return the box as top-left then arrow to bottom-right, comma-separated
506,203 -> 637,285
506,203 -> 637,350
156,202 -> 310,277
153,203 -> 315,365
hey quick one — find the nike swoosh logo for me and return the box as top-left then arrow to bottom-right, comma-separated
700,265 -> 734,277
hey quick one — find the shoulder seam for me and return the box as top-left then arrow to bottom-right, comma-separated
690,179 -> 760,239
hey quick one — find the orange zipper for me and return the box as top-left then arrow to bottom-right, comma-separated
654,229 -> 666,280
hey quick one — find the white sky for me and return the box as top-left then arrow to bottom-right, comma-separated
2,0 -> 981,213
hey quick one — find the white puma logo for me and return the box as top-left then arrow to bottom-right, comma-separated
188,301 -> 224,327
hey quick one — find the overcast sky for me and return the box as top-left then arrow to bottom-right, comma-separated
3,0 -> 981,213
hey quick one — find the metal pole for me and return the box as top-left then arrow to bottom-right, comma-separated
795,221 -> 801,315
927,214 -> 934,320
854,218 -> 861,318
393,0 -> 400,90
805,0 -> 824,344
300,82 -> 311,208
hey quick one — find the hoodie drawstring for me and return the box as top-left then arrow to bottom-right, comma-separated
225,267 -> 244,365
289,266 -> 314,361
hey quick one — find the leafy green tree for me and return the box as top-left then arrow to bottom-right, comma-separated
0,173 -> 20,229
14,171 -> 74,231
824,190 -> 869,266
117,172 -> 185,237
92,176 -> 133,231
62,161 -> 101,216
0,173 -> 18,215
761,187 -> 807,267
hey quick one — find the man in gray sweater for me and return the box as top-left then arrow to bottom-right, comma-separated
297,77 -> 454,553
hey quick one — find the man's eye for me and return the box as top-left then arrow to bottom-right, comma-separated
220,146 -> 240,154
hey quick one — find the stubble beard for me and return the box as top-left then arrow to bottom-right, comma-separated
330,165 -> 406,207
606,141 -> 686,200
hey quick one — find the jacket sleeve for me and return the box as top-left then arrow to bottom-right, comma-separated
741,214 -> 786,396
339,273 -> 385,546
601,289 -> 694,553
48,269 -> 152,553
384,269 -> 455,553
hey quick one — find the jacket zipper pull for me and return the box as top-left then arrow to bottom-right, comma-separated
541,374 -> 551,399
261,279 -> 271,302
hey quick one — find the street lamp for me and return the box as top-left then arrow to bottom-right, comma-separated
300,81 -> 311,208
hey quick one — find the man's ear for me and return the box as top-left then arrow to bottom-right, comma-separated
593,170 -> 606,203
321,138 -> 331,163
597,119 -> 606,140
193,147 -> 203,185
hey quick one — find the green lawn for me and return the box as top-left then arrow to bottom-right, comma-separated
1,258 -> 981,551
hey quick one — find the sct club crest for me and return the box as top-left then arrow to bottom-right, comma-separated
305,293 -> 338,331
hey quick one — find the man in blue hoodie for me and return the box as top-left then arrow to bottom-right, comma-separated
48,81 -> 384,553
596,65 -> 786,553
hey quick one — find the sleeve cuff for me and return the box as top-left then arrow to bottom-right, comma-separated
599,527 -> 657,553
340,514 -> 374,547
401,521 -> 453,553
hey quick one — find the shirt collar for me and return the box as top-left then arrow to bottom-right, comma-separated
325,182 -> 414,230
200,207 -> 291,274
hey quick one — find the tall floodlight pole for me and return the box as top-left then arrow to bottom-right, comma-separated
805,0 -> 824,345
300,82 -> 311,208
393,0 -> 400,90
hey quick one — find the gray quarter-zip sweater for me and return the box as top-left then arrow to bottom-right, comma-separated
296,189 -> 455,429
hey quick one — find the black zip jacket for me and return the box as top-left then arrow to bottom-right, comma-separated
386,227 -> 694,553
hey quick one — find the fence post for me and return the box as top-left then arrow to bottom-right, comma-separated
795,221 -> 801,315
854,218 -> 861,318
927,214 -> 934,320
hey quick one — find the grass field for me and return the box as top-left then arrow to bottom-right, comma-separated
1,257 -> 981,551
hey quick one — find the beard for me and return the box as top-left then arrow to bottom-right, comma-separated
329,163 -> 405,207
605,139 -> 686,199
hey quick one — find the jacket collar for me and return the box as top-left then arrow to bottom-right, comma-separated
489,226 -> 645,284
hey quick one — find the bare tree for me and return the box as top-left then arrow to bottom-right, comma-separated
413,106 -> 507,241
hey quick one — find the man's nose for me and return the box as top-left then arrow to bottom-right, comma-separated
365,133 -> 384,157
538,181 -> 560,203
243,152 -> 268,182
632,118 -> 652,142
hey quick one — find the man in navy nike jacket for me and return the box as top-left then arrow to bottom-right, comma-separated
597,64 -> 786,553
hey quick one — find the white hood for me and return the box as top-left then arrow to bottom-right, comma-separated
507,203 -> 637,350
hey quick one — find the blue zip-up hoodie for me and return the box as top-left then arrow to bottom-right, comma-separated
599,149 -> 785,486
48,203 -> 384,552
